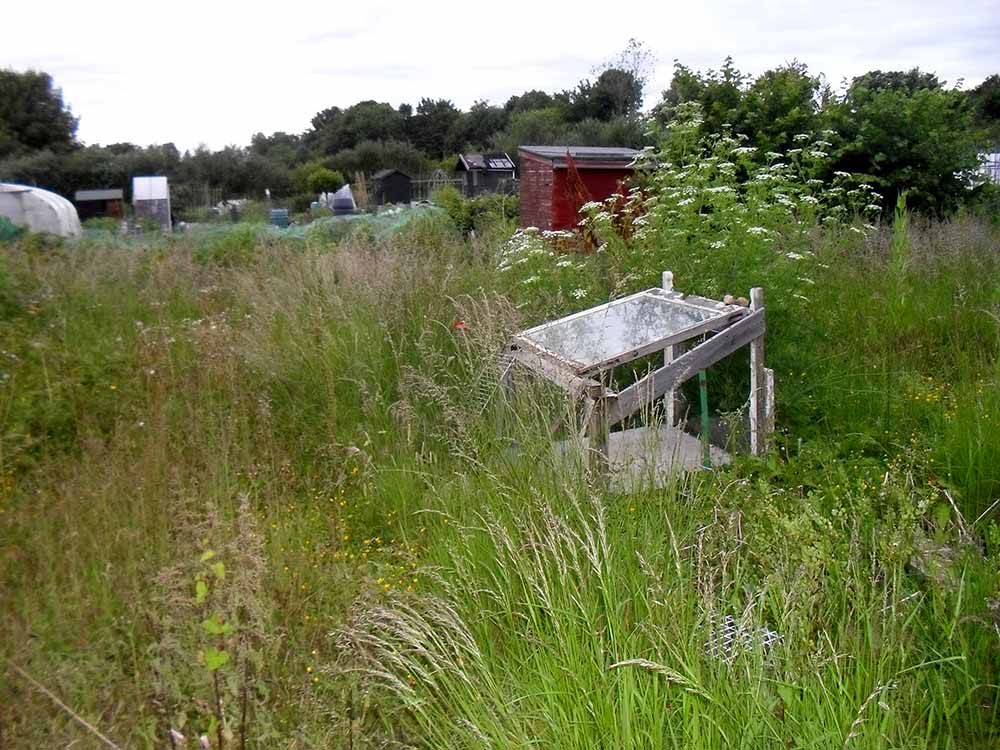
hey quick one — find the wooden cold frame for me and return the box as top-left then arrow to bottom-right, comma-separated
503,273 -> 773,475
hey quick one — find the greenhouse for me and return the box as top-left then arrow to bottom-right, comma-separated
0,183 -> 81,238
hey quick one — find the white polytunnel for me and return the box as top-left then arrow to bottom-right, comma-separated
0,183 -> 82,238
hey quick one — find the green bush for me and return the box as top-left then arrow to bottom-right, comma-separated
0,216 -> 25,243
192,225 -> 258,266
82,216 -> 121,231
432,185 -> 472,232
432,187 -> 519,235
306,167 -> 345,195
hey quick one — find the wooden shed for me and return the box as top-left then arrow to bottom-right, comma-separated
455,153 -> 516,196
518,146 -> 639,231
372,169 -> 412,205
74,189 -> 124,221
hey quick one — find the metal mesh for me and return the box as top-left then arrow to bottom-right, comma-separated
705,614 -> 782,662
470,352 -> 515,416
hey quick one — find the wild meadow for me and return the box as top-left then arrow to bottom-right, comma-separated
1,176 -> 999,746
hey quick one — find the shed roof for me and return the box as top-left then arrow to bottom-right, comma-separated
457,153 -> 515,171
75,189 -> 123,201
519,145 -> 640,168
373,168 -> 411,180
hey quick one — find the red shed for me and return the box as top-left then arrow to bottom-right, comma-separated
518,146 -> 639,231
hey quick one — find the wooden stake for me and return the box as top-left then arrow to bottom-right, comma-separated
587,395 -> 610,478
749,287 -> 767,456
698,370 -> 711,468
662,271 -> 680,426
764,367 -> 775,448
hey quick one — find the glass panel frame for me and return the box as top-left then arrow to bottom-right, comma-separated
513,288 -> 746,377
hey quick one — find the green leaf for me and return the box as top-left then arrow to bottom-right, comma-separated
203,646 -> 230,672
210,561 -> 225,581
195,580 -> 208,603
201,613 -> 235,636
200,549 -> 216,562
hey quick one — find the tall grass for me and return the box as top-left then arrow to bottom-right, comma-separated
0,215 -> 997,747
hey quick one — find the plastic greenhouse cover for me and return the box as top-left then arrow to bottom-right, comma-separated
132,176 -> 169,201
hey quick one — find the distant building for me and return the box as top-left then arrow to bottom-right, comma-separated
74,189 -> 124,221
455,153 -> 516,196
518,146 -> 639,231
132,176 -> 171,231
372,169 -> 412,205
980,151 -> 1000,184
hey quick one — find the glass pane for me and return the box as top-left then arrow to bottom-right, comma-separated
521,293 -> 719,370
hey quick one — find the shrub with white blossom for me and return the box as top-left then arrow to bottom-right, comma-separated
500,103 -> 882,314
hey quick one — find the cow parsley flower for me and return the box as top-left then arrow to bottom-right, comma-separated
571,288 -> 587,299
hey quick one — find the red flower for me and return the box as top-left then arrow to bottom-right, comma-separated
452,319 -> 469,332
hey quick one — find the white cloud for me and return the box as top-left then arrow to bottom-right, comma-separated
3,0 -> 997,150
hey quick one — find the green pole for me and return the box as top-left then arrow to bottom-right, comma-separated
699,370 -> 711,469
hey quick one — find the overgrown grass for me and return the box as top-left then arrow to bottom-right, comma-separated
0,213 -> 997,748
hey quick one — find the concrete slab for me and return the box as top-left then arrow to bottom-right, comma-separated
557,425 -> 731,491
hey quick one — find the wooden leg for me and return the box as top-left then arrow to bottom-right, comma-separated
764,367 -> 775,450
587,396 -> 609,478
662,270 -> 679,426
665,340 -> 688,426
749,288 -> 766,456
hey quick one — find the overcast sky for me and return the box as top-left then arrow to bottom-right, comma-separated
5,0 -> 997,151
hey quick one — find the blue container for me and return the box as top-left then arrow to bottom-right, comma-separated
270,208 -> 290,228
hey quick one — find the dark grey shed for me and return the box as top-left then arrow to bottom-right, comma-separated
74,188 -> 124,220
455,153 -> 516,196
372,169 -> 412,205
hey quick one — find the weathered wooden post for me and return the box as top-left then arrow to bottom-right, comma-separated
662,270 -> 683,426
749,287 -> 768,456
587,391 -> 610,477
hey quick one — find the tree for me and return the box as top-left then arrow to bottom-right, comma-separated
740,61 -> 821,153
828,72 -> 984,214
968,74 -> 1000,143
591,38 -> 656,115
329,139 -> 431,177
654,58 -> 747,135
448,101 -> 508,152
250,131 -> 308,167
305,167 -> 344,194
504,90 -> 561,114
0,69 -> 78,158
492,108 -> 567,153
311,101 -> 405,155
570,69 -> 644,121
849,69 -> 942,97
405,98 -> 462,158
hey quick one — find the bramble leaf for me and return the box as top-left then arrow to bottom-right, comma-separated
202,613 -> 235,635
211,561 -> 225,581
204,646 -> 230,671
